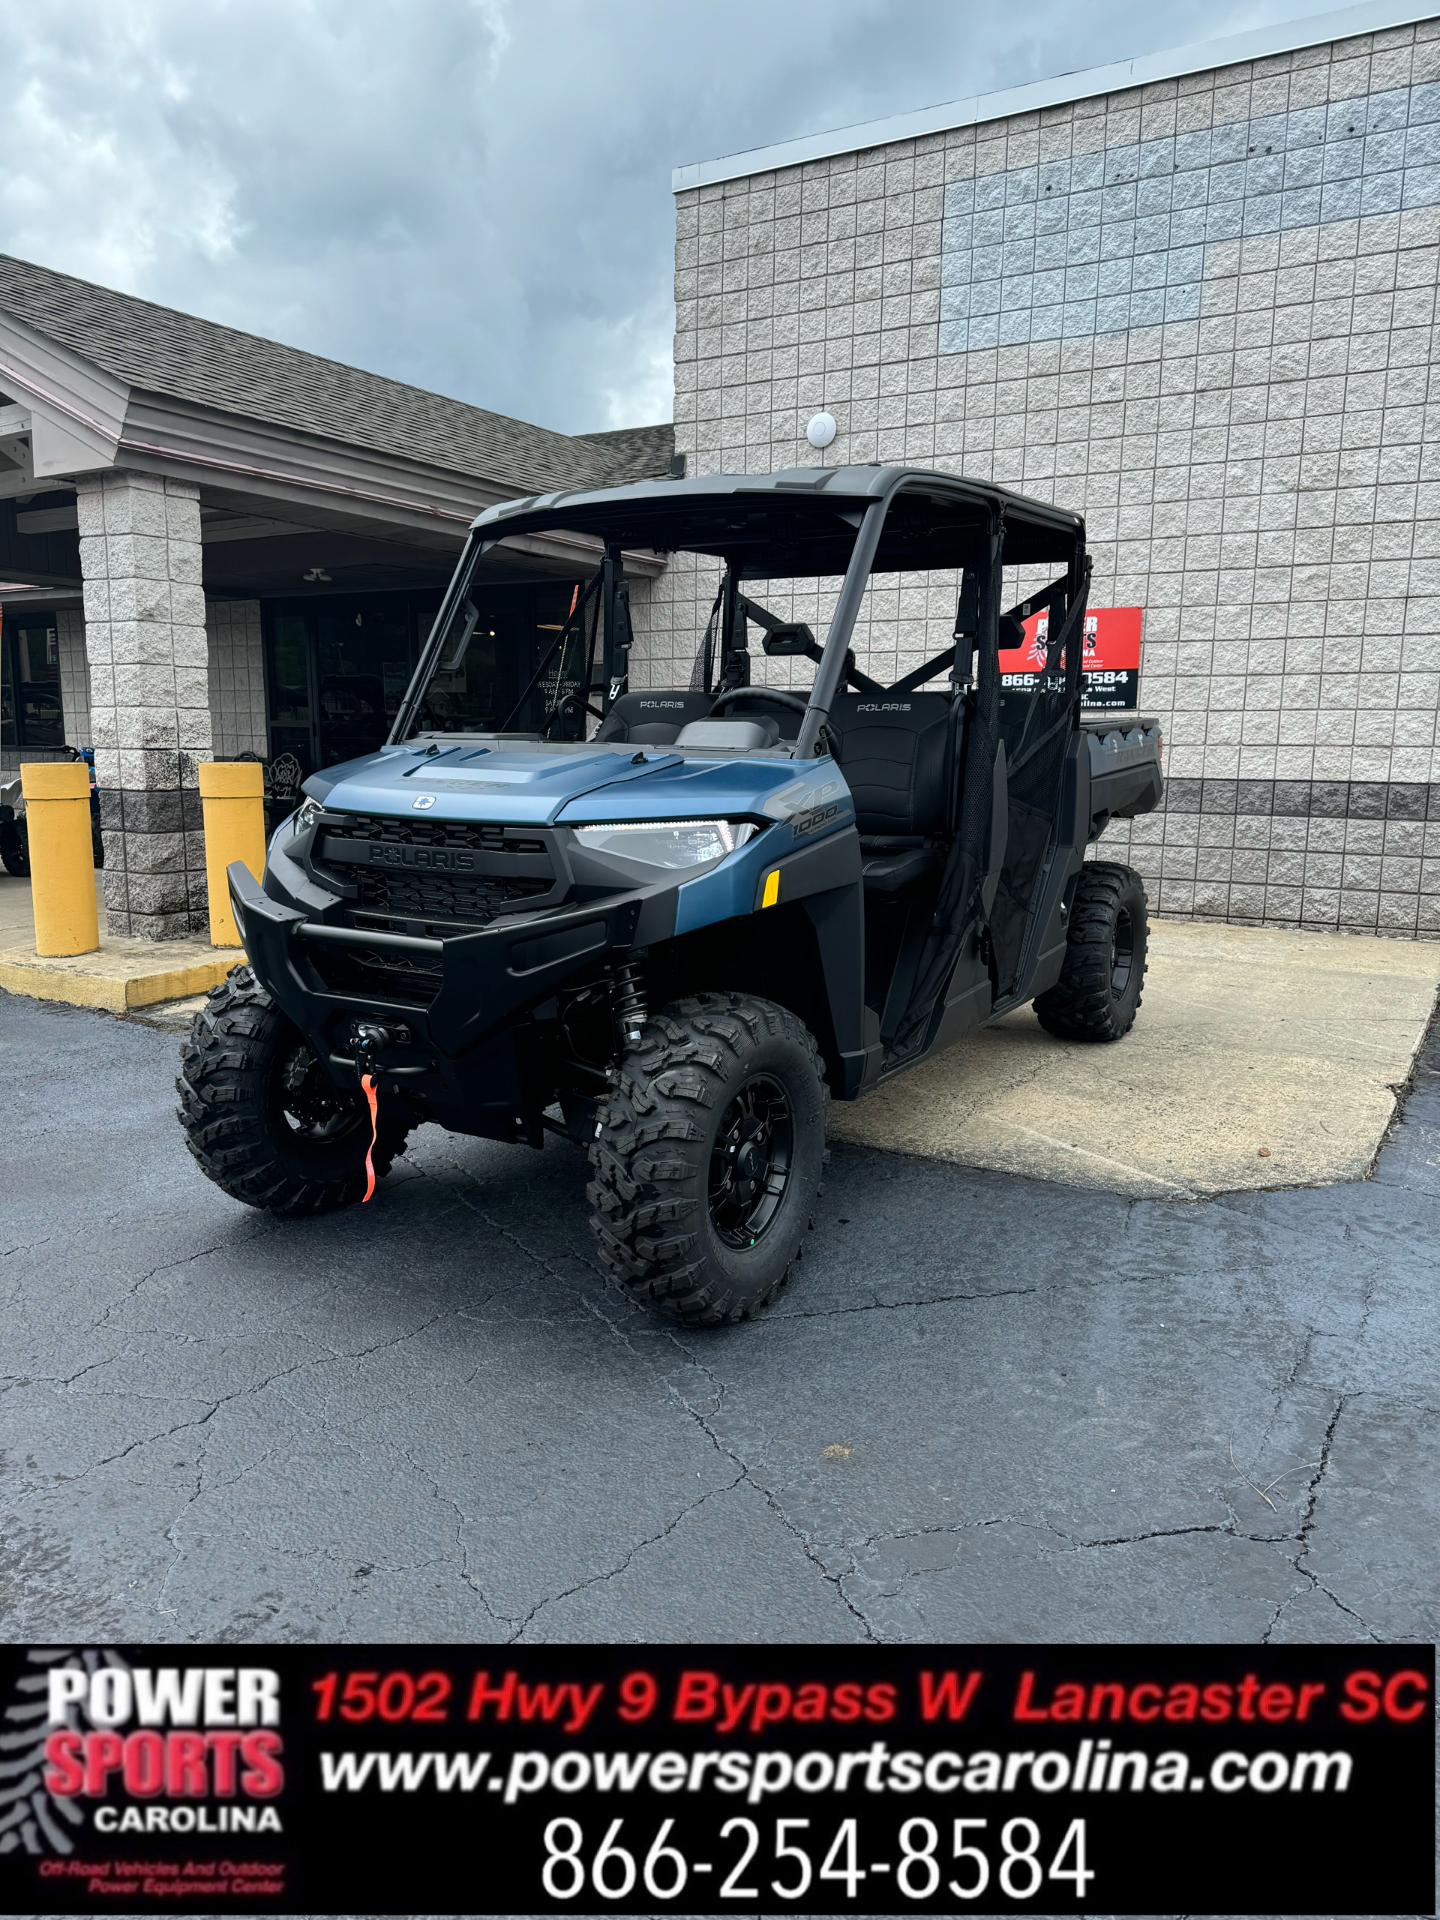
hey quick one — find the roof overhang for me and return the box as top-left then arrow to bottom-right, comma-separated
0,308 -> 664,587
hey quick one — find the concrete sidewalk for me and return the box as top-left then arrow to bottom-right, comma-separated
0,871 -> 234,1012
832,918 -> 1440,1197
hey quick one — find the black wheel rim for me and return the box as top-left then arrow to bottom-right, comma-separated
272,1041 -> 364,1144
1111,906 -> 1134,996
709,1073 -> 795,1249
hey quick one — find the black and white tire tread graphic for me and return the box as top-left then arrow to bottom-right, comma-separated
1033,860 -> 1149,1043
587,992 -> 829,1327
0,1649 -> 127,1856
175,965 -> 410,1216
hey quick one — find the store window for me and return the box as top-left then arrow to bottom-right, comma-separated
262,584 -> 586,774
419,580 -> 590,735
0,617 -> 63,747
315,599 -> 414,763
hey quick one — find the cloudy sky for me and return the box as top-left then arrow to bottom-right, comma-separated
0,0 -> 1341,436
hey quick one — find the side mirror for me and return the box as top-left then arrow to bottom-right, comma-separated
763,623 -> 818,658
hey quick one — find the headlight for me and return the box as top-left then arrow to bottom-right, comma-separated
293,798 -> 323,836
572,819 -> 757,869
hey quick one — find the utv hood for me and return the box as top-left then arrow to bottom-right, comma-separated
301,740 -> 811,827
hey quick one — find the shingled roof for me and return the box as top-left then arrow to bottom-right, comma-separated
0,255 -> 673,498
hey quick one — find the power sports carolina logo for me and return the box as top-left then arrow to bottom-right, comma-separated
2,1648 -> 285,1846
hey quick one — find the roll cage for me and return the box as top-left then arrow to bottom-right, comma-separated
386,466 -> 1093,1061
389,466 -> 1088,757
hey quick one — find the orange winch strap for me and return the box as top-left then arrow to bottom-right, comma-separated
360,1072 -> 379,1203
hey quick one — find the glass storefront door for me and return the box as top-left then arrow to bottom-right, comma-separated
414,580 -> 590,737
315,598 -> 415,765
266,611 -> 314,775
262,583 -> 587,774
0,617 -> 64,748
263,592 -> 437,777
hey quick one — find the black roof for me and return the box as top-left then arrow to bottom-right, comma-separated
474,466 -> 1085,576
0,254 -> 673,497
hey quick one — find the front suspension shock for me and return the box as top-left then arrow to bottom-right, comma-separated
611,961 -> 648,1051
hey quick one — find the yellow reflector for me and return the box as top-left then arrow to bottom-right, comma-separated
762,869 -> 780,909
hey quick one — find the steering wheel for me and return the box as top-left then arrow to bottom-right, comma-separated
710,686 -> 838,758
711,687 -> 809,718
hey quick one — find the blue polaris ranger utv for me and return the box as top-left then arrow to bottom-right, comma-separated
179,467 -> 1162,1324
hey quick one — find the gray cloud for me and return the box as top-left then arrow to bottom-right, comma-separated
0,0 -> 1333,435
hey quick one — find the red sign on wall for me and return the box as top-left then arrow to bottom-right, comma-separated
999,606 -> 1143,711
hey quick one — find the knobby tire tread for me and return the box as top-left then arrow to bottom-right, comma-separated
1033,860 -> 1149,1043
175,964 -> 410,1216
587,991 -> 829,1328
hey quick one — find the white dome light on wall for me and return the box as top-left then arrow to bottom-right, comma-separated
805,411 -> 837,449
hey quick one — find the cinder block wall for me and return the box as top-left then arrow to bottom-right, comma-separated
2,600 -> 267,775
637,15 -> 1440,938
205,599 -> 268,758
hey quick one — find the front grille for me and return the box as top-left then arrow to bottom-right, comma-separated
317,812 -> 559,933
354,867 -> 548,927
307,942 -> 444,1006
329,814 -> 549,855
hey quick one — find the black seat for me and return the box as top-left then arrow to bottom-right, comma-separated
724,693 -> 804,741
826,692 -> 954,890
860,844 -> 943,892
827,692 -> 953,836
594,689 -> 716,745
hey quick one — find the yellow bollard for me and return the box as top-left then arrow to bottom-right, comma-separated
20,762 -> 99,957
198,761 -> 267,948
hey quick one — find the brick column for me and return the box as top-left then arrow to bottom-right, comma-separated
77,471 -> 212,939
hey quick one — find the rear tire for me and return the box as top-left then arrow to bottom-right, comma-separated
176,965 -> 411,1215
2,821 -> 29,877
587,992 -> 829,1326
1033,861 -> 1149,1042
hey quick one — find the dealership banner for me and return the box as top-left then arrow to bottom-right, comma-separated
0,1645 -> 1431,1915
1001,607 -> 1143,711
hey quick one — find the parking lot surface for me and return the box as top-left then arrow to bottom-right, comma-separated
3,990 -> 1437,1647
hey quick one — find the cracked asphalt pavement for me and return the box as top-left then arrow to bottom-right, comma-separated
3,991 -> 1437,1646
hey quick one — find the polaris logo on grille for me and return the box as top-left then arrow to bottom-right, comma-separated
412,794 -> 437,810
368,844 -> 475,871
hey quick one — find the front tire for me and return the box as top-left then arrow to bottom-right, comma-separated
587,992 -> 829,1326
176,966 -> 411,1215
1033,861 -> 1149,1042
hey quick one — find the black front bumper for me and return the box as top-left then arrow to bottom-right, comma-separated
228,861 -> 674,1142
